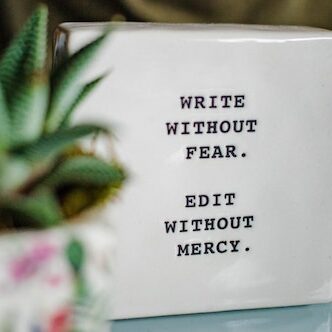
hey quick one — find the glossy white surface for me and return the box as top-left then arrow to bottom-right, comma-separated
55,23 -> 332,319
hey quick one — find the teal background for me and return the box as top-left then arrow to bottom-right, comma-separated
113,302 -> 332,332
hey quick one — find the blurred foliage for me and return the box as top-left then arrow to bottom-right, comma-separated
1,0 -> 332,56
0,6 -> 126,230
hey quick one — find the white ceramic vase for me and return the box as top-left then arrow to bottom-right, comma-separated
0,208 -> 113,332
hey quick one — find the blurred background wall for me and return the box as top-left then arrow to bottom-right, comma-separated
1,0 -> 332,53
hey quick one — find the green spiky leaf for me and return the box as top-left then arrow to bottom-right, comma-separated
0,155 -> 31,193
0,190 -> 62,229
0,5 -> 48,100
59,74 -> 107,129
0,83 -> 11,150
42,155 -> 124,188
22,5 -> 48,75
46,32 -> 109,132
10,75 -> 49,146
0,5 -> 48,146
14,124 -> 108,163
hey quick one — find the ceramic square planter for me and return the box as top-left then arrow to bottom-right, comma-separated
55,23 -> 332,319
0,208 -> 113,331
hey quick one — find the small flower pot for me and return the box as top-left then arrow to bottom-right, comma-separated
0,208 -> 113,332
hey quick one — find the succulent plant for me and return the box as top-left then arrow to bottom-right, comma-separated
0,5 -> 125,230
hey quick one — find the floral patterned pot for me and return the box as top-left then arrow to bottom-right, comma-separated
0,208 -> 113,332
